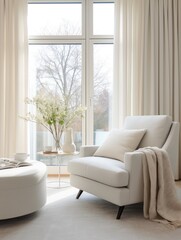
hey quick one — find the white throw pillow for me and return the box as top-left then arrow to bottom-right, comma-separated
94,129 -> 146,162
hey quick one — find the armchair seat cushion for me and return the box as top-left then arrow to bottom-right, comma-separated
68,157 -> 129,187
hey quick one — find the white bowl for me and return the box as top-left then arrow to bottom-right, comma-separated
14,153 -> 29,162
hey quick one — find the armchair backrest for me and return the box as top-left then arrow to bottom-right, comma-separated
124,115 -> 172,148
124,115 -> 180,179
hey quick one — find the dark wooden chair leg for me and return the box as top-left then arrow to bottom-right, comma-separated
76,190 -> 83,199
116,206 -> 125,219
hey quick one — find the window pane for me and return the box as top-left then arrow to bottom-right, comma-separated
93,44 -> 113,145
28,3 -> 82,35
29,44 -> 82,158
93,3 -> 114,35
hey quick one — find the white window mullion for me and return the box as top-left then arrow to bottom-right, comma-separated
85,41 -> 94,144
81,41 -> 86,145
85,0 -> 93,144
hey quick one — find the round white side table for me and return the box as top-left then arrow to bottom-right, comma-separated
38,151 -> 79,188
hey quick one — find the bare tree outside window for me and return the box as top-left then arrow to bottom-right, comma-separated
29,42 -> 112,149
36,44 -> 82,108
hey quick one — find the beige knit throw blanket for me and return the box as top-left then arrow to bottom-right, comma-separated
138,147 -> 181,228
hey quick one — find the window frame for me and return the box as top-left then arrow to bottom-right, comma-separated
28,0 -> 115,149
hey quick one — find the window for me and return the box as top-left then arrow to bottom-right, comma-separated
93,2 -> 114,35
93,43 -> 113,145
28,0 -> 114,158
28,2 -> 82,35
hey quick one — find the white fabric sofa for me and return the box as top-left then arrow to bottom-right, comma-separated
0,160 -> 47,220
68,115 -> 180,219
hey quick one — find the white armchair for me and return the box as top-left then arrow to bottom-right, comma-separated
68,115 -> 180,219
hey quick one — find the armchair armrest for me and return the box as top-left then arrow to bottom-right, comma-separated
162,122 -> 180,179
80,145 -> 99,157
124,151 -> 145,203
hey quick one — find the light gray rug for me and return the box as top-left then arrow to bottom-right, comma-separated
0,187 -> 181,240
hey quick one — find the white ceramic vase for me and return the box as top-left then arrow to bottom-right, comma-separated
62,128 -> 76,153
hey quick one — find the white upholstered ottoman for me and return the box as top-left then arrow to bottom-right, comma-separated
0,160 -> 47,220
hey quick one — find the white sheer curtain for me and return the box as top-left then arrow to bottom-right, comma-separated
113,0 -> 144,127
0,0 -> 28,157
114,0 -> 181,176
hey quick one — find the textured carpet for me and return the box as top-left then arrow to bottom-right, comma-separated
0,186 -> 181,240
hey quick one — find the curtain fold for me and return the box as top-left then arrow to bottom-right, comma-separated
114,0 -> 181,177
113,0 -> 144,127
0,0 -> 28,157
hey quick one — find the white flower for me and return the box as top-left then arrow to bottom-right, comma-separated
22,93 -> 86,148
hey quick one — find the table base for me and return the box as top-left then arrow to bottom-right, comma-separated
47,180 -> 70,189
